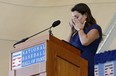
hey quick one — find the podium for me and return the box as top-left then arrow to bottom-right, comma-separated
9,35 -> 88,76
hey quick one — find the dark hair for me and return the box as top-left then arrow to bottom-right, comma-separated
71,3 -> 96,29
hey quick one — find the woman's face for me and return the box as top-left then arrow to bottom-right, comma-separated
71,11 -> 87,24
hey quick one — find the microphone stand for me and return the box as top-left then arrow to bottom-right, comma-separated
27,26 -> 53,39
13,26 -> 53,48
49,28 -> 53,35
13,20 -> 61,48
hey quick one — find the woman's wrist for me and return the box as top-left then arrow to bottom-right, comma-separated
77,28 -> 83,32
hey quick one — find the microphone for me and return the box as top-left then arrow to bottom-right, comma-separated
52,20 -> 61,27
13,20 -> 61,48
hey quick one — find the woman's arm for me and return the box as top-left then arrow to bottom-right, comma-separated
78,29 -> 99,46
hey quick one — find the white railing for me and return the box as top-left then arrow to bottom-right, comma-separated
97,14 -> 116,53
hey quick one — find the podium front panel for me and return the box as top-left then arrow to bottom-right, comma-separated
9,35 -> 88,76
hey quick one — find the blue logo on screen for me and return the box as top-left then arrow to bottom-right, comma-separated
21,43 -> 46,67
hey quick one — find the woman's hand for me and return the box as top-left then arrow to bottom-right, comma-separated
69,19 -> 76,33
72,18 -> 85,31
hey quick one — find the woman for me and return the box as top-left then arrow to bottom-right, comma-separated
68,3 -> 102,76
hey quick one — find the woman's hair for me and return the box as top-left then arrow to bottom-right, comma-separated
71,3 -> 96,29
